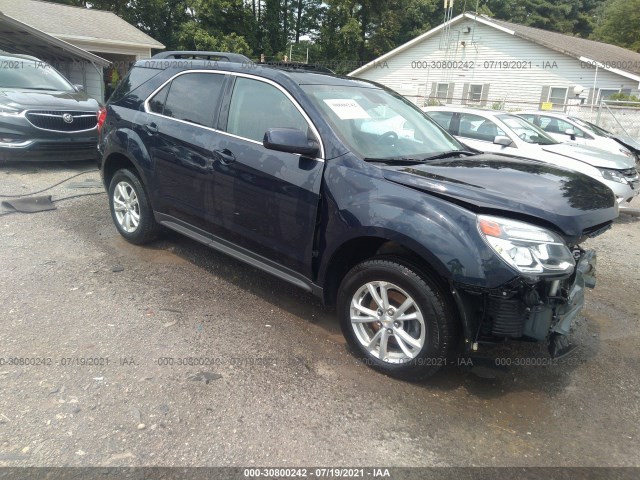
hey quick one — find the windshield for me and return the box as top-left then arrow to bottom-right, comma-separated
0,60 -> 74,91
301,84 -> 464,159
570,117 -> 612,137
498,114 -> 558,145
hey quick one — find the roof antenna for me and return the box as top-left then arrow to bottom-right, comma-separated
439,0 -> 455,50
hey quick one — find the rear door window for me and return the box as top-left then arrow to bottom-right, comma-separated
110,66 -> 162,103
160,73 -> 225,128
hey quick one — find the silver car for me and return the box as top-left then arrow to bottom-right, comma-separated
423,106 -> 639,206
516,110 -> 638,162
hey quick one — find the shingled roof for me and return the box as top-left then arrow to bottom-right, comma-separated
489,16 -> 640,76
0,0 -> 164,49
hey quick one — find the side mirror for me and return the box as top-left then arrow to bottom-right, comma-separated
73,84 -> 85,92
494,136 -> 514,147
565,128 -> 577,140
263,128 -> 319,157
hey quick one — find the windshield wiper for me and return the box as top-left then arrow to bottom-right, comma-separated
421,150 -> 476,161
363,157 -> 427,165
364,150 -> 477,164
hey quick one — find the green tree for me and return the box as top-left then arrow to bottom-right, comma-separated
494,0 -> 570,30
124,0 -> 190,50
185,0 -> 258,51
478,0 -> 606,37
292,0 -> 323,43
593,0 -> 640,52
395,0 -> 439,45
318,0 -> 429,69
262,0 -> 284,56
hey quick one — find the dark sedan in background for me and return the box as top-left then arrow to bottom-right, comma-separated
0,53 -> 99,162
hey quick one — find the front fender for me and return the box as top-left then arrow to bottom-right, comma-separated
317,158 -> 518,289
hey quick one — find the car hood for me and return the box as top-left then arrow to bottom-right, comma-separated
0,89 -> 99,111
380,154 -> 618,240
542,143 -> 635,169
612,134 -> 640,153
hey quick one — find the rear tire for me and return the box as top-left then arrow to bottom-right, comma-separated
108,169 -> 160,244
337,258 -> 457,380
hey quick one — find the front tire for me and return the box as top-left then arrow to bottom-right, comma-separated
108,169 -> 160,244
337,258 -> 457,380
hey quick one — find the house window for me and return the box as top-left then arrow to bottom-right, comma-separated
548,87 -> 568,109
436,83 -> 449,101
598,89 -> 620,102
468,84 -> 483,103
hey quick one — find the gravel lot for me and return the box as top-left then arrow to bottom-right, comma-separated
0,160 -> 639,468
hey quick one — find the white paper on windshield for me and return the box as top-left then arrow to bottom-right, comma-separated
323,99 -> 370,120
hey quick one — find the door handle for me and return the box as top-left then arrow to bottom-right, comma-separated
143,122 -> 158,134
214,149 -> 236,165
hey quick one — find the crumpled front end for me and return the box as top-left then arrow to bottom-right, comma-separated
457,248 -> 598,358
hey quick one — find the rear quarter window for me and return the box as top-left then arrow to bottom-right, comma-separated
109,66 -> 163,105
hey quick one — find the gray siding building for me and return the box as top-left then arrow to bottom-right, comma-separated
349,12 -> 640,111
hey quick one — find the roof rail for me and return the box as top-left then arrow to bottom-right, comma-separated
260,61 -> 335,74
151,51 -> 251,63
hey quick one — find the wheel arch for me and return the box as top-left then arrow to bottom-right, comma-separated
319,233 -> 453,308
102,152 -> 144,190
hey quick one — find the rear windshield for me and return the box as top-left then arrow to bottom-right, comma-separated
109,66 -> 163,104
570,117 -> 612,137
0,60 -> 73,91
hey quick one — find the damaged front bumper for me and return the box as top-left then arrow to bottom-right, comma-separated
456,249 -> 597,358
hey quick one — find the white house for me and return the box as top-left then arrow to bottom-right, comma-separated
349,12 -> 640,112
0,0 -> 165,101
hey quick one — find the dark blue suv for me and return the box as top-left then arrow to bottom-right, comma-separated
98,51 -> 617,379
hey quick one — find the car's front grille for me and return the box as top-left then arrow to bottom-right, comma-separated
37,142 -> 96,151
25,111 -> 97,132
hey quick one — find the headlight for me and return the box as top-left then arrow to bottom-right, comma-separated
478,215 -> 575,276
599,168 -> 628,184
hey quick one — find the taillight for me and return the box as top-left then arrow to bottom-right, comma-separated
96,106 -> 107,132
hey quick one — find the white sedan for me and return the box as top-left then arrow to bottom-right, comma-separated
516,110 -> 637,162
423,106 -> 639,206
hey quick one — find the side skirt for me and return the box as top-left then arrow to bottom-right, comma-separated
155,212 -> 323,297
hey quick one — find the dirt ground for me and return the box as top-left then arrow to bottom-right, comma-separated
0,160 -> 639,468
